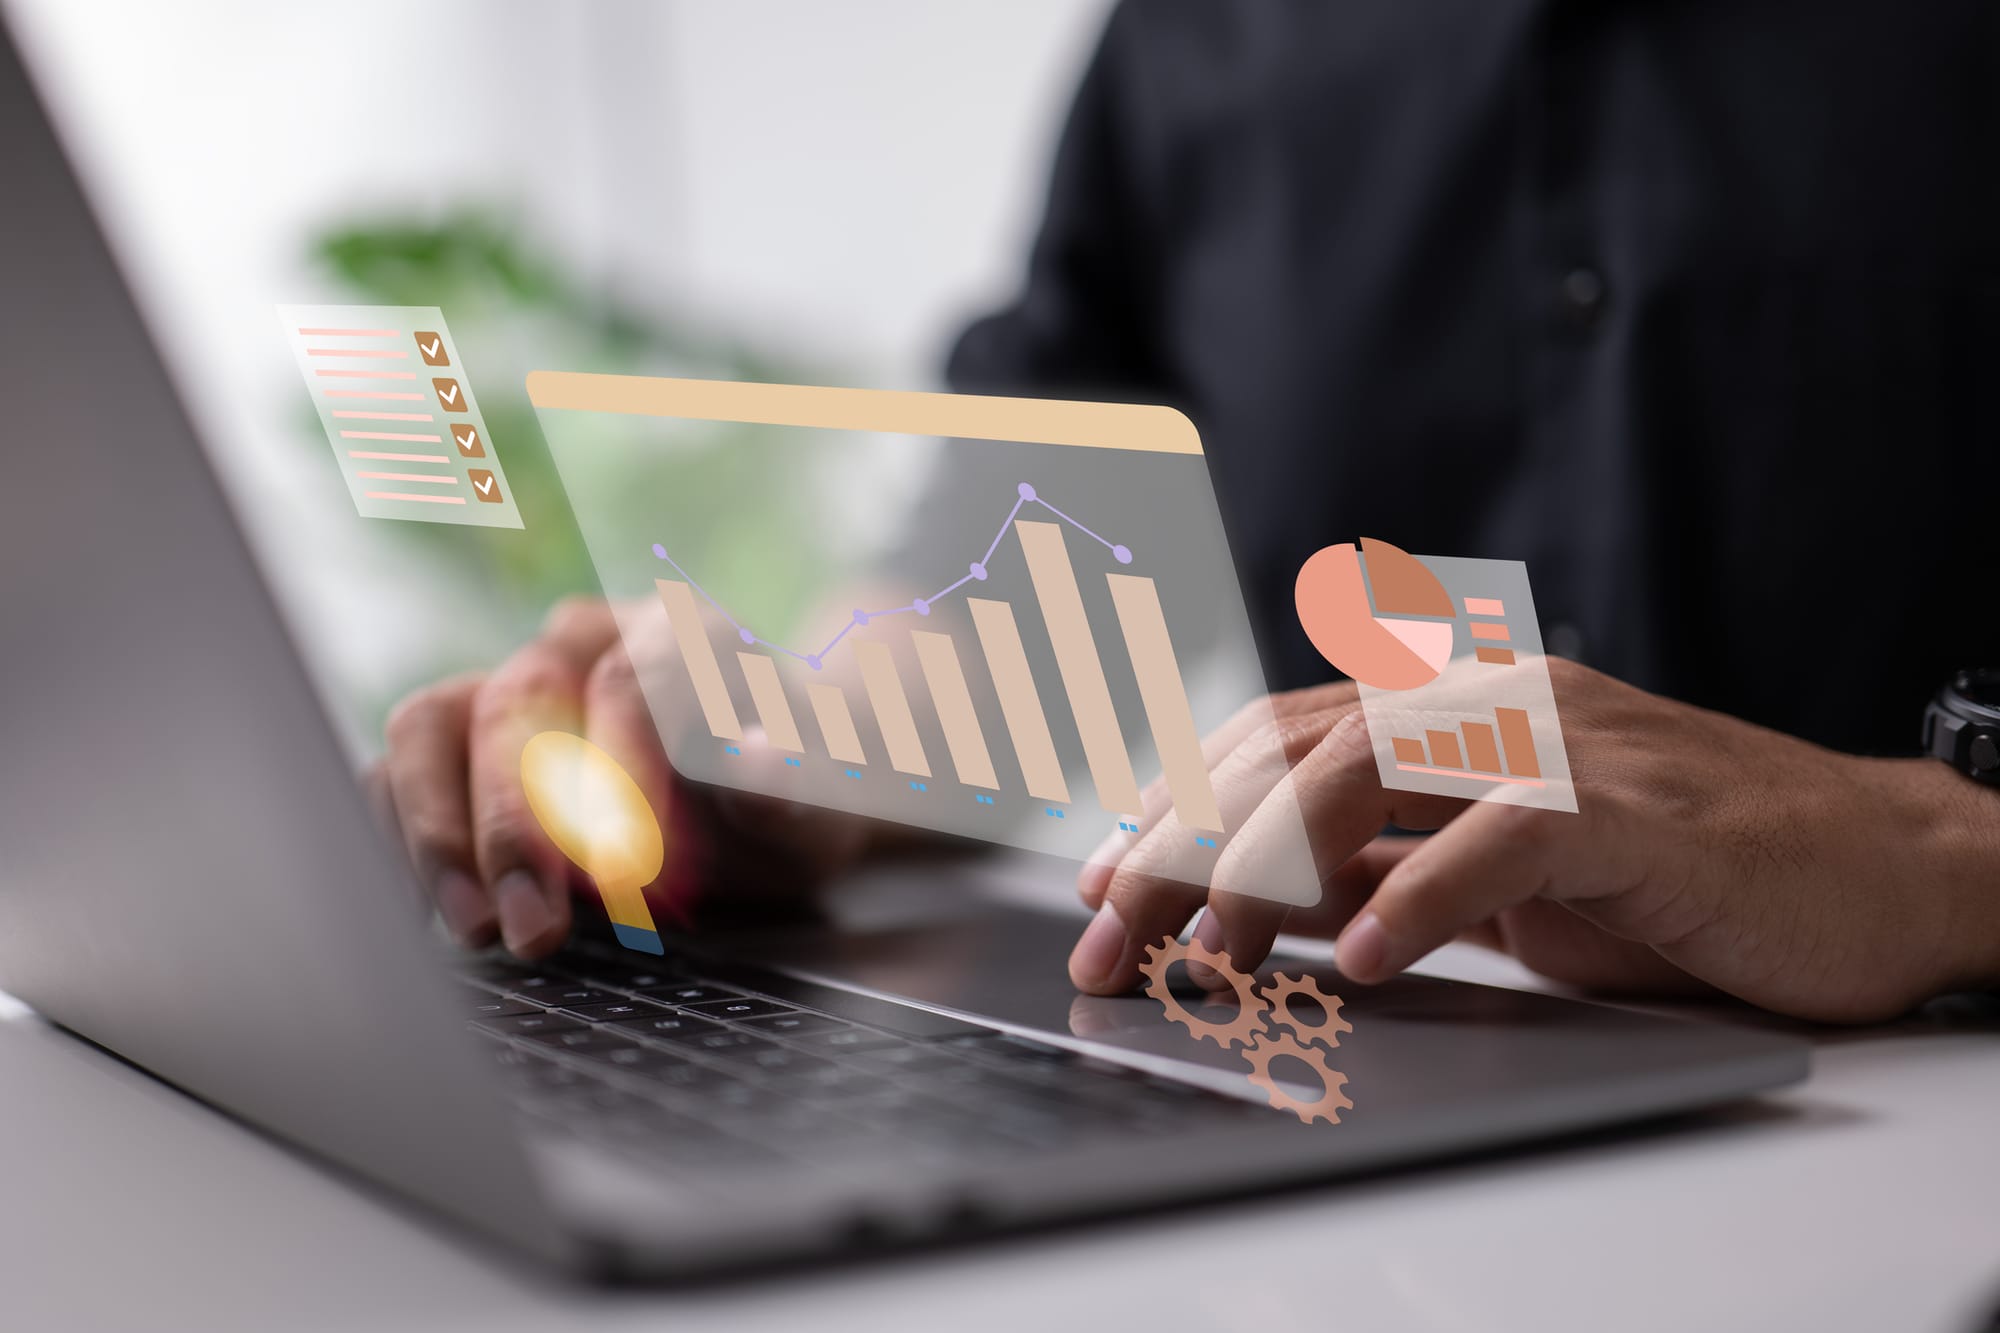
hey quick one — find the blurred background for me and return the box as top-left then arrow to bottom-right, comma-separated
8,0 -> 1113,755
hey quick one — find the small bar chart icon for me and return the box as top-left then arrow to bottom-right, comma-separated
1391,706 -> 1545,788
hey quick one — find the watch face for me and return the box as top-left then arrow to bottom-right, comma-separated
1958,669 -> 2000,710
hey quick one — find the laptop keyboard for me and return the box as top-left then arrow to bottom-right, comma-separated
459,947 -> 1266,1174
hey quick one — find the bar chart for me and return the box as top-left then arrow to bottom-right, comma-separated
648,486 -> 1225,837
1388,705 -> 1545,788
531,371 -> 1329,907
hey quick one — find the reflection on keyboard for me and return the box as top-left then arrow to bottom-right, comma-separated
460,947 -> 1264,1175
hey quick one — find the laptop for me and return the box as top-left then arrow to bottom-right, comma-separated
0,17 -> 1807,1280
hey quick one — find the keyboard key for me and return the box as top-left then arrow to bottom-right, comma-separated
634,983 -> 741,1005
738,1011 -> 847,1037
518,985 -> 618,1008
528,1027 -> 634,1052
468,996 -> 543,1019
730,1046 -> 836,1076
675,1030 -> 776,1056
580,1044 -> 687,1074
681,996 -> 795,1021
851,1044 -> 965,1073
607,1012 -> 724,1040
502,973 -> 586,996
793,1028 -> 903,1054
557,1000 -> 668,1023
475,1013 -> 586,1036
587,968 -> 688,991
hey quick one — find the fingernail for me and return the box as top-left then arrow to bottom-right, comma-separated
1069,902 -> 1126,990
434,869 -> 495,945
496,870 -> 556,956
1338,912 -> 1391,982
1187,909 -> 1227,989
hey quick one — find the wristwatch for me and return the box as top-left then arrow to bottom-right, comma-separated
1922,669 -> 2000,786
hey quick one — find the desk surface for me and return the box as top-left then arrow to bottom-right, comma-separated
4,947 -> 1997,1333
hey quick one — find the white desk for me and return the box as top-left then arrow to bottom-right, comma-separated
4,951 -> 1997,1333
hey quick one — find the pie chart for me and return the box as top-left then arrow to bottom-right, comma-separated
1295,538 -> 1456,690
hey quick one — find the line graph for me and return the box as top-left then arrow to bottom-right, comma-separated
649,482 -> 1132,670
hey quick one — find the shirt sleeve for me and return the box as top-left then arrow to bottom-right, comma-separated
944,1 -> 1167,401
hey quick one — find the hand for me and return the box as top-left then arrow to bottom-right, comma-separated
371,599 -> 876,958
1070,661 -> 2000,1023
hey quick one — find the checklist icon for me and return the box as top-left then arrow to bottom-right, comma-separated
280,303 -> 521,530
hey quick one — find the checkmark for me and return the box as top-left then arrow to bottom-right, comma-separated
432,378 -> 466,412
413,331 -> 450,367
467,468 -> 503,503
451,424 -> 485,457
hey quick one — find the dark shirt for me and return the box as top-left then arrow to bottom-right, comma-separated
948,0 -> 1997,756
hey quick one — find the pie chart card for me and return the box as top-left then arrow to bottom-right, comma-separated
1295,542 -> 1576,813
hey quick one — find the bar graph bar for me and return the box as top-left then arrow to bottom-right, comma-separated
912,631 -> 999,790
656,578 -> 744,741
736,652 -> 803,752
1495,707 -> 1541,778
1106,574 -> 1223,832
856,640 -> 931,777
807,683 -> 867,766
968,598 -> 1071,804
1015,520 -> 1143,816
1462,722 -> 1502,774
1391,708 -> 1547,788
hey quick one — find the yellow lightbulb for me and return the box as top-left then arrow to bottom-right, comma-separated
519,731 -> 665,954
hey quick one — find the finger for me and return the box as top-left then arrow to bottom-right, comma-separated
469,640 -> 598,958
1072,706 -> 1348,994
1335,798 -> 1604,982
1077,682 -> 1360,907
1183,835 -> 1425,988
381,673 -> 496,947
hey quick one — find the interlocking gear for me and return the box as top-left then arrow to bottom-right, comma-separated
1139,935 -> 1268,1048
1260,972 -> 1353,1047
1242,1032 -> 1353,1125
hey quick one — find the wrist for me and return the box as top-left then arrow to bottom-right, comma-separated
1894,758 -> 2000,995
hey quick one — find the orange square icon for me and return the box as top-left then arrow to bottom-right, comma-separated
450,423 -> 485,457
432,377 -> 467,412
467,469 -> 503,504
413,331 -> 450,366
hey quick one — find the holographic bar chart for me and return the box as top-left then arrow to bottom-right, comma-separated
1390,705 -> 1545,788
646,481 -> 1224,839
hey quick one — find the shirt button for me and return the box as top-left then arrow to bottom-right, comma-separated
1558,267 -> 1607,327
1547,622 -> 1586,661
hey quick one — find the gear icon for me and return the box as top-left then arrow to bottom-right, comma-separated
1243,1032 -> 1353,1125
1139,935 -> 1268,1048
1261,972 -> 1352,1047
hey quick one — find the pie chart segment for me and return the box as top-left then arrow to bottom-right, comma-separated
1360,537 -> 1457,617
1376,616 -> 1454,675
1295,541 -> 1454,691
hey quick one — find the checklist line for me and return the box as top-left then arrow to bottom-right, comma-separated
308,347 -> 410,359
322,390 -> 426,401
332,410 -> 435,422
316,369 -> 417,380
297,326 -> 397,337
341,430 -> 442,443
355,471 -> 459,485
366,491 -> 467,505
348,450 -> 447,462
